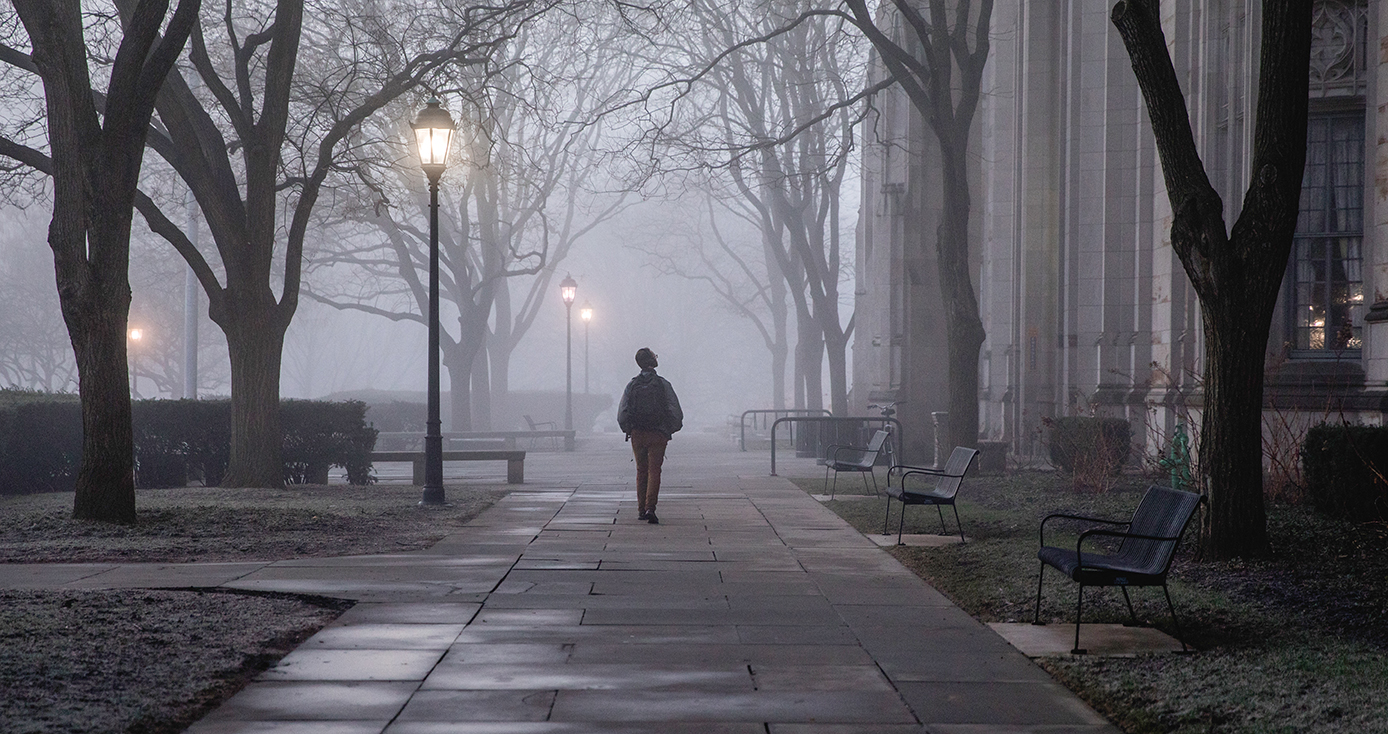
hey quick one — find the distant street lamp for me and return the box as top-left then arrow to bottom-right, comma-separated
560,274 -> 577,431
128,328 -> 144,398
579,301 -> 592,394
413,97 -> 455,507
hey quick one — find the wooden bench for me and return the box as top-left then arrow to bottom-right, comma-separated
371,450 -> 525,484
376,431 -> 575,452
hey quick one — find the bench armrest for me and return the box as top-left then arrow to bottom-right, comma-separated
1072,527 -> 1183,571
887,463 -> 943,488
1039,512 -> 1129,548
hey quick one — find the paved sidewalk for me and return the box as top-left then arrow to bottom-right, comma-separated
3,436 -> 1119,733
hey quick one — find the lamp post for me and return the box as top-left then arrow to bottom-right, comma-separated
128,328 -> 143,398
579,301 -> 592,394
560,274 -> 577,431
413,97 -> 455,507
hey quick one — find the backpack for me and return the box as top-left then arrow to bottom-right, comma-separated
627,375 -> 668,432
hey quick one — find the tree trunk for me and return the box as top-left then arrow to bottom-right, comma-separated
1200,300 -> 1271,556
937,140 -> 986,450
219,306 -> 286,488
447,353 -> 471,432
825,328 -> 849,417
472,344 -> 492,431
68,277 -> 136,523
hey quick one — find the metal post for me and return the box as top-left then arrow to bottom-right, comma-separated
421,172 -> 445,506
565,302 -> 573,431
583,319 -> 589,394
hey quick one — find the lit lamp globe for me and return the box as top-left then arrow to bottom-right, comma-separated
580,302 -> 593,323
560,274 -> 577,306
412,97 -> 455,179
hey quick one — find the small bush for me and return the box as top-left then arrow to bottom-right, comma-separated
281,399 -> 377,485
1047,416 -> 1132,490
1302,424 -> 1388,521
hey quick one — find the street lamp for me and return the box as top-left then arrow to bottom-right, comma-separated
413,97 -> 455,507
560,274 -> 577,432
579,301 -> 592,394
128,328 -> 143,398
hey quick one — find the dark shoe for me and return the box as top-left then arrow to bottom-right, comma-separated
638,510 -> 649,521
646,512 -> 659,524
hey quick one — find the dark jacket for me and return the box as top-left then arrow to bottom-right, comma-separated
617,369 -> 683,438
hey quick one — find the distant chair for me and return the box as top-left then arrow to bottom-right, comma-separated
1034,485 -> 1204,654
821,429 -> 891,499
523,415 -> 559,450
883,446 -> 979,545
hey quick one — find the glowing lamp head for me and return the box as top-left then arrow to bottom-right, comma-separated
128,328 -> 143,342
412,97 -> 455,174
580,301 -> 593,323
560,274 -> 577,306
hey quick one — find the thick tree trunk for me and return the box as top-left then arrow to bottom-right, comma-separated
472,346 -> 492,431
219,309 -> 286,488
1200,301 -> 1271,556
937,142 -> 986,450
825,329 -> 850,417
68,274 -> 136,523
447,356 -> 471,433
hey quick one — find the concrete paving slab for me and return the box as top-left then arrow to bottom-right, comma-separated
749,664 -> 896,692
989,622 -> 1189,657
386,723 -> 765,733
419,662 -> 753,691
548,690 -> 918,724
195,681 -> 417,721
438,643 -> 573,665
395,690 -> 555,722
895,681 -> 1112,726
187,721 -> 390,734
301,623 -> 466,650
0,563 -> 121,589
335,603 -> 481,625
258,649 -> 445,681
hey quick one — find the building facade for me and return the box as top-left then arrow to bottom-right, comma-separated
853,0 -> 1388,464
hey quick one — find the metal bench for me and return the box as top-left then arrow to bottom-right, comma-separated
821,429 -> 891,498
370,450 -> 525,484
882,446 -> 979,544
1033,484 -> 1204,654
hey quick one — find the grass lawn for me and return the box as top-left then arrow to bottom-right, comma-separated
792,470 -> 1388,733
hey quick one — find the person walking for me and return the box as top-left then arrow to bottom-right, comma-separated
617,347 -> 683,524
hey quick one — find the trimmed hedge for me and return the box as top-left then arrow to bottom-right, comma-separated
1047,416 -> 1132,475
0,389 -> 82,494
0,393 -> 377,494
1302,424 -> 1388,522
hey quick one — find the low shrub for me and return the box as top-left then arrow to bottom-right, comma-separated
1046,416 -> 1132,490
1302,423 -> 1388,522
0,394 -> 377,494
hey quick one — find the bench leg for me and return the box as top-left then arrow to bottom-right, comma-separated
507,458 -> 524,484
1033,562 -> 1046,624
412,459 -> 425,486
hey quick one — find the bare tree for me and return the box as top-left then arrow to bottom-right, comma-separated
1112,0 -> 1312,558
0,0 -> 199,521
306,16 -> 632,430
839,0 -> 992,450
648,0 -> 864,414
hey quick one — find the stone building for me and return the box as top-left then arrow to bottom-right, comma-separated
853,0 -> 1387,464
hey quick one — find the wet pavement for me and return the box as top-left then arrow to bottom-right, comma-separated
2,434 -> 1120,733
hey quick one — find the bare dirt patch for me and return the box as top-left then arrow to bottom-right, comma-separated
0,483 -> 505,733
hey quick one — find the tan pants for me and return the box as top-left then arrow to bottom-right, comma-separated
630,429 -> 669,514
